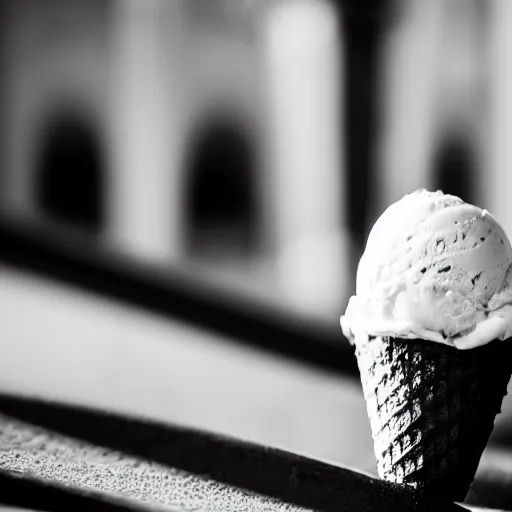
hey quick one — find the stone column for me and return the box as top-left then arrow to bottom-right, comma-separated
107,0 -> 186,262
260,0 -> 348,317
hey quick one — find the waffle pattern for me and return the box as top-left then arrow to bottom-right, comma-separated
354,335 -> 512,502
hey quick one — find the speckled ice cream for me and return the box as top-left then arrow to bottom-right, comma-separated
341,189 -> 512,349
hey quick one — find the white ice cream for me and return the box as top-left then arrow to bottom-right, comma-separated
340,190 -> 512,349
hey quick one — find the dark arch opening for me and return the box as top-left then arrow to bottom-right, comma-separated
433,136 -> 475,204
35,112 -> 104,234
184,118 -> 258,259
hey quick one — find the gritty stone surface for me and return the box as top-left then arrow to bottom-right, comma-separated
0,414 -> 312,512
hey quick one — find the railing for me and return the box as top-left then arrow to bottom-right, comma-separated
0,218 -> 356,377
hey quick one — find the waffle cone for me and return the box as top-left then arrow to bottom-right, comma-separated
354,334 -> 512,502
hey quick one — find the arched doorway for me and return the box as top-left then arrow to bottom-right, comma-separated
35,112 -> 104,234
433,136 -> 475,204
184,117 -> 259,261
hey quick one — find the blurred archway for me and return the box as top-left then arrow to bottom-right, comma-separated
184,117 -> 259,260
35,112 -> 104,234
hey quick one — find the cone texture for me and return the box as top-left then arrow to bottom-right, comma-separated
354,335 -> 512,502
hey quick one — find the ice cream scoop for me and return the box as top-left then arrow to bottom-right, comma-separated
341,189 -> 512,350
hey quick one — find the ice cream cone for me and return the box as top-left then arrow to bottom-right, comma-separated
353,333 -> 512,502
341,190 -> 512,501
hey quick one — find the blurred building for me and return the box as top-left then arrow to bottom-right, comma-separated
0,0 -> 348,318
1,0 -> 511,318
